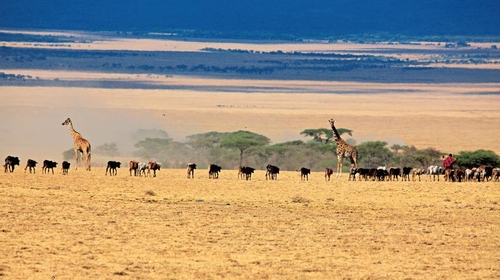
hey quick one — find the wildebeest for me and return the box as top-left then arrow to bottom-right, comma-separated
402,167 -> 412,181
4,156 -> 20,173
187,163 -> 197,179
62,161 -> 71,175
129,160 -> 139,176
208,164 -> 222,179
42,160 -> 57,174
265,164 -> 279,180
325,167 -> 334,181
298,167 -> 311,181
239,166 -> 255,180
138,162 -> 149,177
148,162 -> 161,177
106,161 -> 121,176
24,159 -> 37,174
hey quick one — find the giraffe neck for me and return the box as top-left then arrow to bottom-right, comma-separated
330,124 -> 344,145
67,122 -> 82,140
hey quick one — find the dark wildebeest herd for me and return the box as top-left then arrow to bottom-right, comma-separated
3,155 -> 500,182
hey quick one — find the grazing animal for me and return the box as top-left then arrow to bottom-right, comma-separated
129,161 -> 139,176
483,166 -> 494,182
208,164 -> 222,179
106,161 -> 121,176
444,168 -> 455,182
412,168 -> 426,181
42,160 -> 57,174
148,162 -> 161,177
388,167 -> 401,181
239,166 -> 255,180
355,168 -> 370,181
376,168 -> 389,181
476,165 -> 494,182
24,159 -> 38,174
299,167 -> 311,181
138,162 -> 149,177
62,161 -> 71,175
454,169 -> 466,182
402,167 -> 412,181
187,163 -> 197,179
265,164 -> 280,180
325,167 -> 334,181
427,165 -> 442,181
368,168 -> 378,181
492,168 -> 500,182
62,118 -> 91,171
328,119 -> 358,178
465,168 -> 475,182
348,167 -> 357,181
4,156 -> 20,173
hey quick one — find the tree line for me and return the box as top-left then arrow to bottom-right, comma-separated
63,128 -> 500,171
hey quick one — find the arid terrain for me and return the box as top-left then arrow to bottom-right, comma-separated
1,79 -> 500,162
1,168 -> 499,279
1,30 -> 500,279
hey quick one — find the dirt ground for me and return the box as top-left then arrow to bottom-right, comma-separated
1,168 -> 499,279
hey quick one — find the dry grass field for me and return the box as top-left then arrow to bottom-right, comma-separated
1,168 -> 499,279
1,79 -> 500,161
1,31 -> 500,278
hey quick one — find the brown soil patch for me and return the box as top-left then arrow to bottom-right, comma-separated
1,168 -> 499,279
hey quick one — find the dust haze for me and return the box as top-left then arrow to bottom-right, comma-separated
0,91 -> 184,165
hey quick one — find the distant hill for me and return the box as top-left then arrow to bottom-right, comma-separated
1,0 -> 499,39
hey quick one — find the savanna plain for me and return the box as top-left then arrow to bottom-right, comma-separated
2,31 -> 500,279
1,168 -> 500,279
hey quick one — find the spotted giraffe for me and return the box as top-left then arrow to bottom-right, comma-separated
62,118 -> 91,171
329,119 -> 358,178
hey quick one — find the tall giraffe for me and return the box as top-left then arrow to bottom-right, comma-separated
62,118 -> 91,171
328,119 -> 358,178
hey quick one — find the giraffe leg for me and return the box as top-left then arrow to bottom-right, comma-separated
86,153 -> 91,171
337,155 -> 343,178
74,149 -> 79,170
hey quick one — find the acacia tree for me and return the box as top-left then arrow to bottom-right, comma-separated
94,143 -> 120,157
356,141 -> 393,168
186,131 -> 225,150
456,150 -> 500,168
300,127 -> 353,144
134,137 -> 172,160
220,130 -> 270,166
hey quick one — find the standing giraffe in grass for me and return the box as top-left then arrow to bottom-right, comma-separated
62,118 -> 91,171
329,119 -> 358,178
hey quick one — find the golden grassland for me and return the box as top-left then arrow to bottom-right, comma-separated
1,80 -> 500,160
1,168 -> 499,279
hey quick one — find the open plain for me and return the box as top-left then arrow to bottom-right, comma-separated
2,31 -> 500,279
1,168 -> 500,279
1,79 -> 500,162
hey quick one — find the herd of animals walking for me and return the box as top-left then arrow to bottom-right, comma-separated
3,118 -> 500,182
